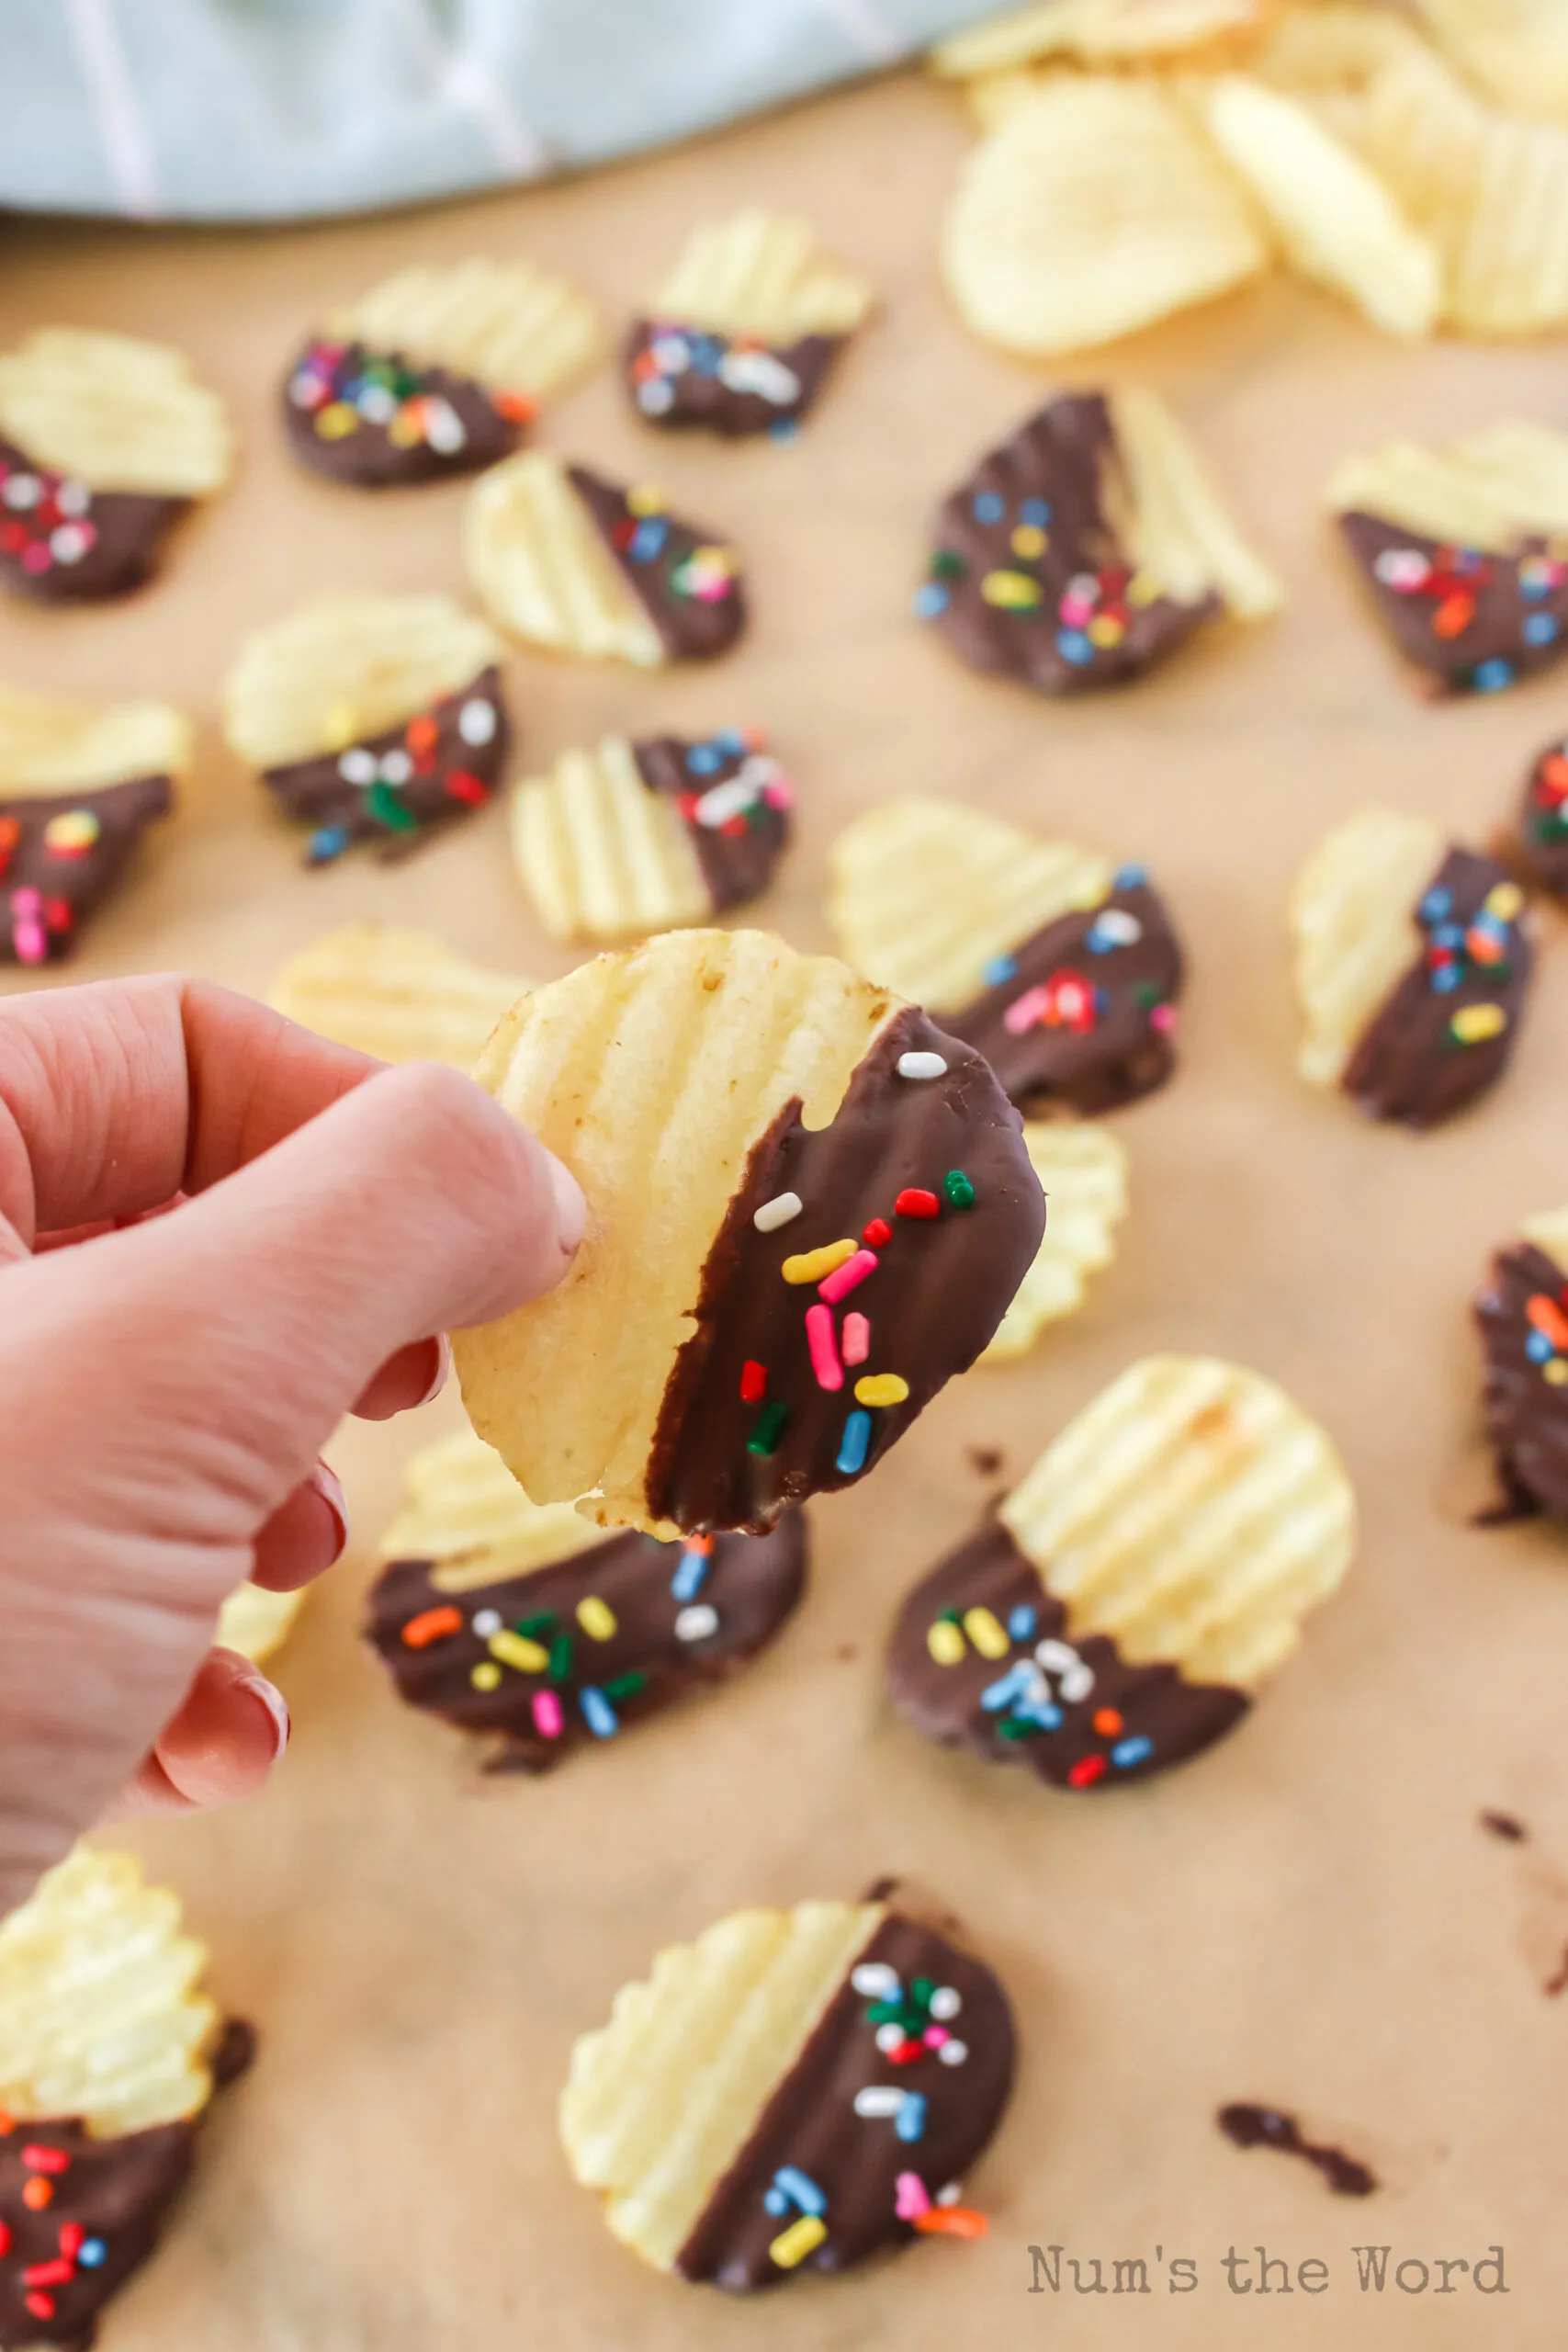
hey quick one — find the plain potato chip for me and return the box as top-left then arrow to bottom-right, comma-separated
214,1582 -> 307,1666
327,256 -> 604,403
1325,421 -> 1568,552
0,684 -> 191,797
378,1427 -> 598,1589
644,211 -> 875,340
1413,0 -> 1568,125
981,1121 -> 1129,1361
0,328 -> 232,495
931,0 -> 1269,78
941,74 -> 1269,356
270,925 -> 529,1068
222,593 -> 502,770
464,452 -> 665,666
1291,805 -> 1445,1088
1111,385 -> 1284,618
1253,4 -> 1434,93
513,737 -> 710,943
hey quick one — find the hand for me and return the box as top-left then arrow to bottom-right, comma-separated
0,975 -> 583,1915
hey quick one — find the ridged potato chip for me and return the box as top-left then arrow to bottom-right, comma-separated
326,256 -> 604,403
213,1582 -> 307,1666
1254,4 -> 1433,93
378,1426 -> 597,1589
0,684 -> 190,797
1326,421 -> 1568,550
0,1849 -> 220,2135
1190,72 -> 1441,335
1413,0 -> 1568,125
270,925 -> 528,1068
942,74 -> 1269,356
982,1122 -> 1128,1360
0,328 -> 231,495
1111,384 -> 1284,619
644,210 -> 874,340
1291,805 -> 1445,1088
931,0 -> 1269,78
513,738 -> 710,941
465,451 -> 664,665
222,593 -> 502,770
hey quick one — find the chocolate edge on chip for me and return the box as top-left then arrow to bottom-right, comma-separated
624,320 -> 845,439
281,338 -> 524,488
567,463 -> 747,662
260,664 -> 508,867
0,774 -> 175,967
632,731 -> 793,912
0,435 -> 187,604
1337,511 -> 1568,695
1475,1239 -> 1568,1526
1517,734 -> 1568,900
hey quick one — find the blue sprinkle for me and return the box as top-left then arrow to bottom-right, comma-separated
1524,612 -> 1561,648
690,334 -> 725,376
1472,657 -> 1516,693
716,728 -> 747,756
773,2165 -> 827,2216
1094,986 -> 1112,1014
1520,572 -> 1551,601
982,953 -> 1019,987
1007,1602 -> 1038,1642
1011,1697 -> 1063,1732
1527,1329 -> 1555,1363
629,517 -> 669,564
769,417 -> 801,445
914,581 -> 950,619
1418,886 -> 1453,922
1453,548 -> 1485,575
1112,862 -> 1147,890
972,491 -> 1005,525
686,743 -> 723,776
1430,922 -> 1466,951
836,1408 -> 873,1476
1056,628 -> 1094,666
1112,1735 -> 1155,1770
896,2093 -> 928,2144
77,2239 -> 107,2269
671,1546 -> 710,1602
1430,965 -> 1461,994
580,1687 -> 618,1738
763,2187 -> 789,2216
1086,921 -> 1116,956
1020,497 -> 1052,528
307,823 -> 351,866
980,1662 -> 1034,1713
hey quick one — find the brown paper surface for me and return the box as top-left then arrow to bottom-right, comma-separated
4,62 -> 1568,2352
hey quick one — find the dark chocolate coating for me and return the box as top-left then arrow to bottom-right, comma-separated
364,1513 -> 807,1772
0,435 -> 187,605
625,320 -> 843,439
675,1913 -> 1014,2291
281,339 -> 521,488
260,665 -> 508,867
568,464 -> 746,662
0,775 -> 173,967
646,1007 -> 1045,1534
1341,847 -> 1530,1128
1475,1241 -> 1568,1525
632,732 -> 791,911
1337,512 -> 1568,695
942,875 -> 1181,1116
1517,735 -> 1568,900
887,1517 -> 1247,1790
919,394 -> 1216,695
1216,2104 -> 1377,2198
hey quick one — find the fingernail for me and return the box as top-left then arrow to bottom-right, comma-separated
237,1672 -> 290,1763
414,1333 -> 452,1408
547,1150 -> 587,1256
307,1459 -> 350,1560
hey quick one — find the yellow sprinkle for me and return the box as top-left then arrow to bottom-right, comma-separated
980,568 -> 1043,612
388,408 -> 424,448
489,1629 -> 548,1674
1546,1359 -> 1568,1387
783,1238 -> 857,1285
854,1374 -> 909,1408
769,2215 -> 828,2270
1010,523 -> 1047,560
470,1661 -> 502,1691
322,701 -> 360,752
41,809 -> 99,853
315,402 -> 359,440
1088,614 -> 1125,648
1127,570 -> 1161,606
627,482 -> 668,517
1450,1002 -> 1506,1045
1483,881 -> 1524,923
963,1606 -> 1010,1660
576,1595 -> 616,1642
927,1619 -> 966,1668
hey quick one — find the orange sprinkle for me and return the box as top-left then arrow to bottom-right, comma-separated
22,2178 -> 51,2211
494,390 -> 537,424
406,713 -> 439,756
400,1605 -> 464,1650
1092,1707 -> 1124,1737
915,2205 -> 987,2239
0,2110 -> 12,2135
1543,752 -> 1568,797
1527,1295 -> 1568,1353
1432,592 -> 1475,640
685,1535 -> 715,1557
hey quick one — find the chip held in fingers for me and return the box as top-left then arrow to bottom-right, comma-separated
917,390 -> 1280,695
215,1581 -> 307,1666
981,1121 -> 1128,1361
223,594 -> 508,865
365,1430 -> 807,1773
830,797 -> 1184,1116
626,210 -> 874,438
284,255 -> 604,488
1292,806 -> 1532,1129
559,1896 -> 1014,2289
513,726 -> 793,942
465,450 -> 746,665
0,1847 -> 252,2347
888,1355 -> 1355,1789
1474,1203 -> 1568,1526
453,928 -> 1045,1537
270,924 -> 530,1067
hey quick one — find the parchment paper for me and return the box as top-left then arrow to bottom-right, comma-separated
3,64 -> 1568,2352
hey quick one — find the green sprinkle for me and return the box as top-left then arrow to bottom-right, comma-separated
516,1611 -> 557,1639
998,1716 -> 1037,1742
366,780 -> 417,832
931,548 -> 968,580
1133,982 -> 1161,1008
748,1401 -> 789,1456
911,1976 -> 935,2010
604,1671 -> 648,1702
943,1170 -> 976,1210
548,1632 -> 574,1682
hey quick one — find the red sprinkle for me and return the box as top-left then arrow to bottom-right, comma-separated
739,1361 -> 768,1405
58,2224 -> 83,2259
24,2293 -> 55,2323
25,2259 -> 74,2289
1068,1755 -> 1107,1790
895,1188 -> 940,1220
445,770 -> 491,807
400,1606 -> 463,1650
863,1217 -> 892,1248
0,2221 -> 9,2256
888,2036 -> 927,2065
22,2146 -> 70,2175
916,2206 -> 988,2240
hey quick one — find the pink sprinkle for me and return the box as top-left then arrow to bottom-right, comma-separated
805,1302 -> 843,1392
20,544 -> 51,575
923,2023 -> 949,2048
762,775 -> 794,810
1149,1003 -> 1178,1033
11,888 -> 46,967
533,1690 -> 563,1740
895,2172 -> 931,2222
1003,986 -> 1052,1037
841,1312 -> 870,1367
1059,594 -> 1092,627
818,1247 -> 878,1306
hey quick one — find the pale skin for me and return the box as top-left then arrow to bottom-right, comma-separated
0,976 -> 585,1920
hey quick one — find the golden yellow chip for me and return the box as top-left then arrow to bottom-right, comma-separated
0,328 -> 232,495
513,739 -> 710,941
1522,1204 -> 1568,1262
0,684 -> 191,797
1291,805 -> 1445,1089
222,593 -> 502,771
1325,421 -> 1568,554
464,452 -> 665,665
213,1582 -> 307,1667
270,925 -> 529,1068
325,256 -> 604,403
931,0 -> 1269,78
1412,0 -> 1568,125
1254,4 -> 1435,94
0,1848 -> 220,2135
378,1427 -> 598,1589
981,1122 -> 1129,1361
941,74 -> 1269,356
643,211 -> 875,340
1111,385 -> 1285,619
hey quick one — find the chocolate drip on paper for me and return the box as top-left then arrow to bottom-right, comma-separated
260,664 -> 508,866
1338,512 -> 1568,695
887,1518 -> 1247,1789
0,774 -> 174,967
1517,735 -> 1568,900
0,435 -> 187,605
645,1007 -> 1044,1534
624,321 -> 843,439
1341,848 -> 1530,1129
942,877 -> 1182,1116
632,732 -> 790,911
568,464 -> 746,662
365,1513 -> 807,1773
1475,1241 -> 1568,1525
919,394 -> 1215,696
282,339 -> 520,488
675,1914 -> 1014,2291
1217,2104 -> 1377,2198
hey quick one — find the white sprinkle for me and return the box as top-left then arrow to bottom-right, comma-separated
638,378 -> 676,415
753,1192 -> 803,1234
378,749 -> 413,786
936,2182 -> 962,2206
694,775 -> 760,829
338,747 -> 377,786
674,1602 -> 719,1643
357,384 -> 397,426
50,525 -> 89,565
853,2086 -> 905,2119
471,1609 -> 502,1638
936,2038 -> 968,2067
897,1051 -> 947,1081
851,1960 -> 900,1998
424,398 -> 466,456
718,348 -> 801,405
457,697 -> 497,747
56,481 -> 91,517
874,2021 -> 905,2054
1091,910 -> 1142,947
3,474 -> 40,511
928,1985 -> 962,2021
